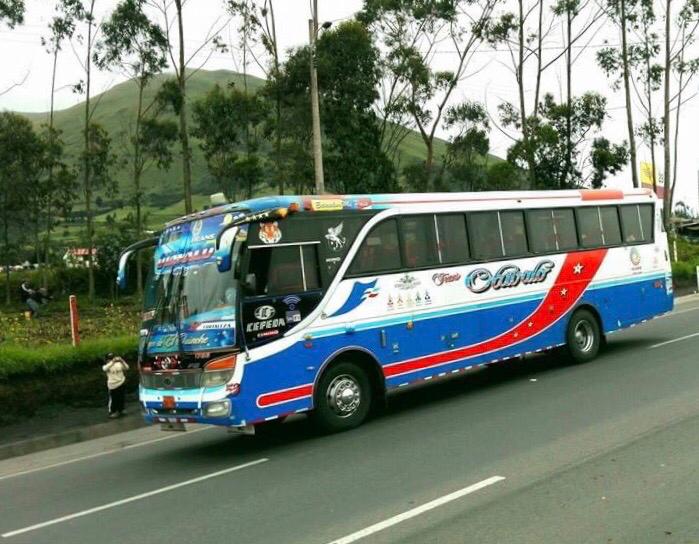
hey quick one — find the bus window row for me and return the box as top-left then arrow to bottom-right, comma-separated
348,203 -> 654,276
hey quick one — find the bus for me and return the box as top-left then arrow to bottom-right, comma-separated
118,189 -> 673,434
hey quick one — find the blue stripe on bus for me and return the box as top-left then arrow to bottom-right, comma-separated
310,272 -> 666,340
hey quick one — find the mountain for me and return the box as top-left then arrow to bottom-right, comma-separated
18,69 -> 479,238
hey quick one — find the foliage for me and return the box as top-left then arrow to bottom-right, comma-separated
268,21 -> 398,194
0,0 -> 23,28
192,84 -> 268,200
0,113 -> 45,303
505,93 -> 627,189
442,101 -> 490,191
0,303 -> 139,349
360,0 -> 496,186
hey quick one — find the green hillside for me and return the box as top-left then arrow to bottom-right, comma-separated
19,69 -> 483,239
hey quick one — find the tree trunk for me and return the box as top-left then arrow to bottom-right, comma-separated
175,0 -> 193,214
3,194 -> 9,306
564,6 -> 573,189
84,0 -> 96,302
620,0 -> 639,189
134,81 -> 145,295
662,0 -> 673,229
44,48 -> 59,290
518,0 -> 537,188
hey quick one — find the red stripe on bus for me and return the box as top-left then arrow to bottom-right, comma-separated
383,249 -> 608,378
257,384 -> 313,408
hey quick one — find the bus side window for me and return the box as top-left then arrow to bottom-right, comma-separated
620,205 -> 643,243
638,204 -> 654,242
599,207 -> 622,246
349,219 -> 401,275
552,209 -> 578,250
436,214 -> 469,263
399,215 -> 439,268
247,245 -> 321,296
469,212 -> 503,260
577,207 -> 603,248
527,210 -> 557,253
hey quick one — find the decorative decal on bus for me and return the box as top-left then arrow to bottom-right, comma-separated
325,222 -> 347,251
465,260 -> 555,294
328,279 -> 379,318
432,272 -> 461,286
259,222 -> 282,244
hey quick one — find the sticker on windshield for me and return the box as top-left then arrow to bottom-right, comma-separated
259,222 -> 282,244
325,222 -> 346,252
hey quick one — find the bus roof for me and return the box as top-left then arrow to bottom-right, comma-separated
165,188 -> 656,228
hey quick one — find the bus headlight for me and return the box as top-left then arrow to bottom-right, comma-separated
201,370 -> 234,387
201,355 -> 236,388
204,400 -> 231,418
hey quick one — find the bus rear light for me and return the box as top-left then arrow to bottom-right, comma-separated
205,355 -> 236,371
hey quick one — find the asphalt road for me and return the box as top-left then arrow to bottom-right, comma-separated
1,296 -> 699,544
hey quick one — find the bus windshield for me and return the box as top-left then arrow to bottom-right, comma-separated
142,222 -> 246,356
145,262 -> 238,323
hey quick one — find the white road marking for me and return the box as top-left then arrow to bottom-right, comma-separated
658,306 -> 699,318
325,476 -> 505,544
0,425 -> 215,481
1,458 -> 268,538
648,332 -> 699,349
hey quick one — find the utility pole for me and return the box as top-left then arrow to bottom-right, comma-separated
309,0 -> 325,194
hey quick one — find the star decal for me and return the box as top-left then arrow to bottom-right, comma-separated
513,332 -> 519,338
527,321 -> 534,328
560,288 -> 568,297
573,263 -> 584,275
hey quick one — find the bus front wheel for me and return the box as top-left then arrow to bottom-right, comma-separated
311,362 -> 372,433
566,309 -> 601,363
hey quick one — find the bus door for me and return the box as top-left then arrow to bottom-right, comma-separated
241,242 -> 323,346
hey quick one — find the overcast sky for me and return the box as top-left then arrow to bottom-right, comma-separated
1,0 -> 697,210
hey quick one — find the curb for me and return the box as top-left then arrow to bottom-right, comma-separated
0,415 -> 148,462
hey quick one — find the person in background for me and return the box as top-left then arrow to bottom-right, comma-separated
103,353 -> 129,419
19,280 -> 40,317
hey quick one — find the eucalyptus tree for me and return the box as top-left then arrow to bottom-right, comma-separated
65,0 -> 105,299
192,84 -> 268,201
628,0 -> 662,194
0,0 -> 23,28
226,0 -> 285,194
147,0 -> 228,213
597,0 -> 641,188
0,113 -> 42,304
360,0 -> 499,190
662,0 -> 699,228
39,1 -> 82,283
97,0 -> 177,292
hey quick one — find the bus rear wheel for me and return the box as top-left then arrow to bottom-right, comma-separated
566,309 -> 601,363
311,362 -> 372,433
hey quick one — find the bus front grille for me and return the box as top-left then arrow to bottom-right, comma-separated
141,371 -> 201,390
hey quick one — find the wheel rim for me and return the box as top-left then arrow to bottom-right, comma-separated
574,320 -> 595,353
326,374 -> 361,418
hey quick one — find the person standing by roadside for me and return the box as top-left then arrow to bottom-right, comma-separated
103,353 -> 128,418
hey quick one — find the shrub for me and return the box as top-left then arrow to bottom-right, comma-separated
0,336 -> 139,424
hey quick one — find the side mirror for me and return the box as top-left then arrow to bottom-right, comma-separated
116,236 -> 159,290
216,226 -> 239,272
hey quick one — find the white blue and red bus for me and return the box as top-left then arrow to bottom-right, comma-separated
118,189 -> 673,433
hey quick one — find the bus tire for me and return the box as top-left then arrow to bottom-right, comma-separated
566,309 -> 601,363
311,361 -> 372,433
